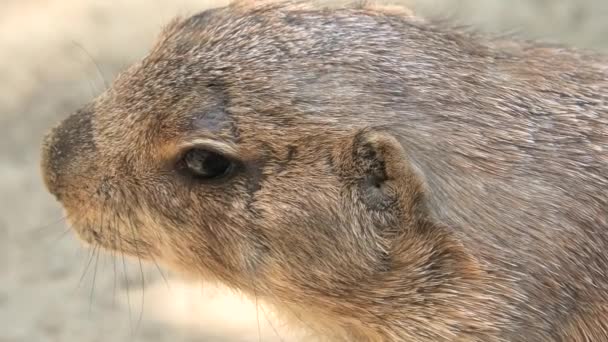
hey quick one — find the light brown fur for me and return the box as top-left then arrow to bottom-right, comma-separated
40,1 -> 608,340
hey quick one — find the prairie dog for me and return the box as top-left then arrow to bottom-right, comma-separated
41,1 -> 608,340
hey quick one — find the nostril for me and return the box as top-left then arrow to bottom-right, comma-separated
40,128 -> 62,198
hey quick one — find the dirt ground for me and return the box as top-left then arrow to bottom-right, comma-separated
2,1 -> 608,341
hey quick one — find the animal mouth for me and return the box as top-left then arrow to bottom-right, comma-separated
65,214 -> 108,248
65,210 -> 142,252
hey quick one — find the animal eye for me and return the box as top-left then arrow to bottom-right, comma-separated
182,149 -> 234,180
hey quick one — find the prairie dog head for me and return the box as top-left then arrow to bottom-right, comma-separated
41,1 -> 489,338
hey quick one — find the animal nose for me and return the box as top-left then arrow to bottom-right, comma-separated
40,107 -> 96,200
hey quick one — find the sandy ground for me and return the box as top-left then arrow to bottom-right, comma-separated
2,1 -> 608,341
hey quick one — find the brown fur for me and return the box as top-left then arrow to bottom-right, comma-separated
40,1 -> 608,340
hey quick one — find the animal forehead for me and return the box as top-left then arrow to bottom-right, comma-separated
157,2 -> 394,61
103,3 -> 401,138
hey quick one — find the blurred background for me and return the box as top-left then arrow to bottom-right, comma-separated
2,0 -> 608,341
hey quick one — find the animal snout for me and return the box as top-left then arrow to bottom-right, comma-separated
40,107 -> 96,200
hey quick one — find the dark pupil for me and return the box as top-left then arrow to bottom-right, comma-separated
185,150 -> 231,179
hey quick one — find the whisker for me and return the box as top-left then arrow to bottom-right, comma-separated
87,192 -> 110,315
128,221 -> 146,333
278,301 -> 327,341
72,237 -> 84,260
76,243 -> 97,292
29,216 -> 68,234
145,214 -> 170,291
111,225 -> 118,308
70,40 -> 109,91
83,195 -> 110,314
251,279 -> 287,342
58,202 -> 100,299
259,305 -> 285,342
89,246 -> 101,314
40,198 -> 96,248
150,254 -> 170,291
115,206 -> 146,334
129,188 -> 171,291
118,233 -> 134,336
254,286 -> 262,342
43,225 -> 73,251
106,203 -> 119,309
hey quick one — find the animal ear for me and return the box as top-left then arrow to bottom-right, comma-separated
334,128 -> 423,213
